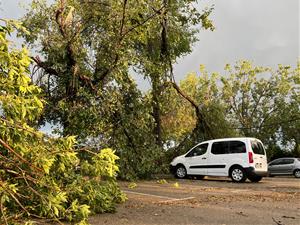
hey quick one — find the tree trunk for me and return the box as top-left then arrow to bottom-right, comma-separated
151,74 -> 163,147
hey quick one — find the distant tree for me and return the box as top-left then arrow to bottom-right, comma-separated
163,60 -> 299,160
278,62 -> 300,157
162,66 -> 236,158
221,60 -> 299,157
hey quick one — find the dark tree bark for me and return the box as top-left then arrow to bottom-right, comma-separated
151,74 -> 163,147
149,0 -> 169,147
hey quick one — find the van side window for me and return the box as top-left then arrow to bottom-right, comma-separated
229,141 -> 246,153
211,141 -> 229,154
186,143 -> 208,157
251,141 -> 265,155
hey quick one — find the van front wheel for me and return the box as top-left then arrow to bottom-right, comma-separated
230,166 -> 247,183
175,165 -> 187,179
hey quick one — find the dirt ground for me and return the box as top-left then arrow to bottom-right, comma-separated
89,177 -> 300,225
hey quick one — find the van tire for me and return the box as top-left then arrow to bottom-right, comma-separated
294,169 -> 300,178
248,175 -> 262,182
175,165 -> 187,179
230,166 -> 247,183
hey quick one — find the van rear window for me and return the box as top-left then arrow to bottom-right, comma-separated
251,141 -> 265,155
229,141 -> 246,153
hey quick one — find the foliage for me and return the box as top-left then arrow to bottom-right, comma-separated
133,0 -> 214,146
127,182 -> 137,189
21,0 -> 213,136
278,62 -> 300,156
15,0 -> 299,181
21,0 -> 214,180
221,60 -> 299,157
162,66 -> 236,158
0,21 -> 125,225
156,179 -> 168,184
173,182 -> 179,188
101,79 -> 166,180
162,60 -> 299,160
163,66 -> 236,142
2,0 -> 298,223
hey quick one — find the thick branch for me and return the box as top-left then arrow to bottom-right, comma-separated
31,56 -> 60,77
0,139 -> 43,173
167,81 -> 202,118
93,55 -> 119,86
56,0 -> 66,38
165,81 -> 213,140
119,0 -> 128,37
120,4 -> 165,40
160,0 -> 168,59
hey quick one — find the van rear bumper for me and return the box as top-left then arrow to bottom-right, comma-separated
244,167 -> 268,177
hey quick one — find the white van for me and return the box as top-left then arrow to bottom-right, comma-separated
170,137 -> 268,182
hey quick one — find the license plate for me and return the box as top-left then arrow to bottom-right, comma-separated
255,163 -> 262,169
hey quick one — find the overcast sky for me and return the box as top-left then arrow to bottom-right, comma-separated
173,0 -> 299,81
1,0 -> 299,87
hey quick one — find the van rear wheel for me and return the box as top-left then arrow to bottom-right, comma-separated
248,175 -> 262,182
230,166 -> 247,183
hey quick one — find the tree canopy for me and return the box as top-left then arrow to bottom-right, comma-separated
21,0 -> 214,179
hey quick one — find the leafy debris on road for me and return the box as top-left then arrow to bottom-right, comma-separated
128,182 -> 138,189
173,182 -> 180,188
157,179 -> 168,184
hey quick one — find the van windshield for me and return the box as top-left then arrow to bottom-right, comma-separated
251,141 -> 265,155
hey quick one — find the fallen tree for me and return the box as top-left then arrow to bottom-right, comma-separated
0,21 -> 125,225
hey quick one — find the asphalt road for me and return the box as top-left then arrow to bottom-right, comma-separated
90,177 -> 300,225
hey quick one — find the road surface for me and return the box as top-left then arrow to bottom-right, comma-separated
90,177 -> 300,225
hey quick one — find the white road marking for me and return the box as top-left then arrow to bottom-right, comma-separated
124,190 -> 176,200
158,197 -> 195,203
123,190 -> 194,203
230,189 -> 248,193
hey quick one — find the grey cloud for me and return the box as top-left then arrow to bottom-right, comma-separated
174,0 -> 299,81
0,0 -> 31,19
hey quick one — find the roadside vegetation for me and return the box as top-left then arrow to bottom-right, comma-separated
0,0 -> 299,224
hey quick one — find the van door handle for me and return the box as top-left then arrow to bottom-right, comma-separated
202,157 -> 207,159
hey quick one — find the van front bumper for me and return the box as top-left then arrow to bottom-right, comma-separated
245,167 -> 268,177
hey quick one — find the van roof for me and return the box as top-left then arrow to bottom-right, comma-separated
203,137 -> 260,143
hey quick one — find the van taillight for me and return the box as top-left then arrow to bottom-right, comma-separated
248,152 -> 253,163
